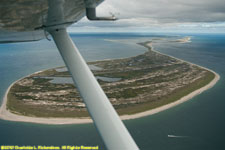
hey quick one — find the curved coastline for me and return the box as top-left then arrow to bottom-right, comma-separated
0,42 -> 220,125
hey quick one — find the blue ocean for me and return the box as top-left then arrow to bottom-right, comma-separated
0,33 -> 224,150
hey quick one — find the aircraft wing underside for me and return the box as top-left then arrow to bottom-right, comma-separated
0,0 -> 102,43
0,1 -> 139,149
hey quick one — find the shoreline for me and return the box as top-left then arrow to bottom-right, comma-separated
0,41 -> 220,125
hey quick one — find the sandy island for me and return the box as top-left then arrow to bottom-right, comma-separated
0,41 -> 220,125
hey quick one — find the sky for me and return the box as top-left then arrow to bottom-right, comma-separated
68,0 -> 225,33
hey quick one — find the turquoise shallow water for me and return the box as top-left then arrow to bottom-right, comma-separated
0,33 -> 224,150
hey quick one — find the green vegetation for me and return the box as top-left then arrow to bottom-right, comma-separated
6,41 -> 216,118
116,71 -> 215,115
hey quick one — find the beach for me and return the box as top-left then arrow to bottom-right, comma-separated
0,41 -> 220,125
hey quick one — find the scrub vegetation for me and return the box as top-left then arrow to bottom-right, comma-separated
7,41 -> 215,118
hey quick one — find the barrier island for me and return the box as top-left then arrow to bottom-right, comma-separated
0,38 -> 220,124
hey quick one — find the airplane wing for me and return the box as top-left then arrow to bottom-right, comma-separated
0,0 -> 139,150
0,0 -> 103,43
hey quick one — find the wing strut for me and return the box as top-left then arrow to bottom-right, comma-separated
49,28 -> 139,150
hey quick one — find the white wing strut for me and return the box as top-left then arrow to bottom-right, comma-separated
49,28 -> 139,150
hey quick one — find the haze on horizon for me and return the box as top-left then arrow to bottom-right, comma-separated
69,0 -> 225,33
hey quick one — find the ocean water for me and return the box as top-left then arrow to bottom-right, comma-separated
0,33 -> 225,150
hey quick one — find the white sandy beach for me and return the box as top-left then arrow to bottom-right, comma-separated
0,41 -> 220,125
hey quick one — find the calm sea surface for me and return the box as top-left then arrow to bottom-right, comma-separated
0,33 -> 224,150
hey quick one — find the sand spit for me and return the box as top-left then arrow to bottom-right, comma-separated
0,41 -> 220,125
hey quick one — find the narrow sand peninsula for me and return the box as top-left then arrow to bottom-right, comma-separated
0,42 -> 220,124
